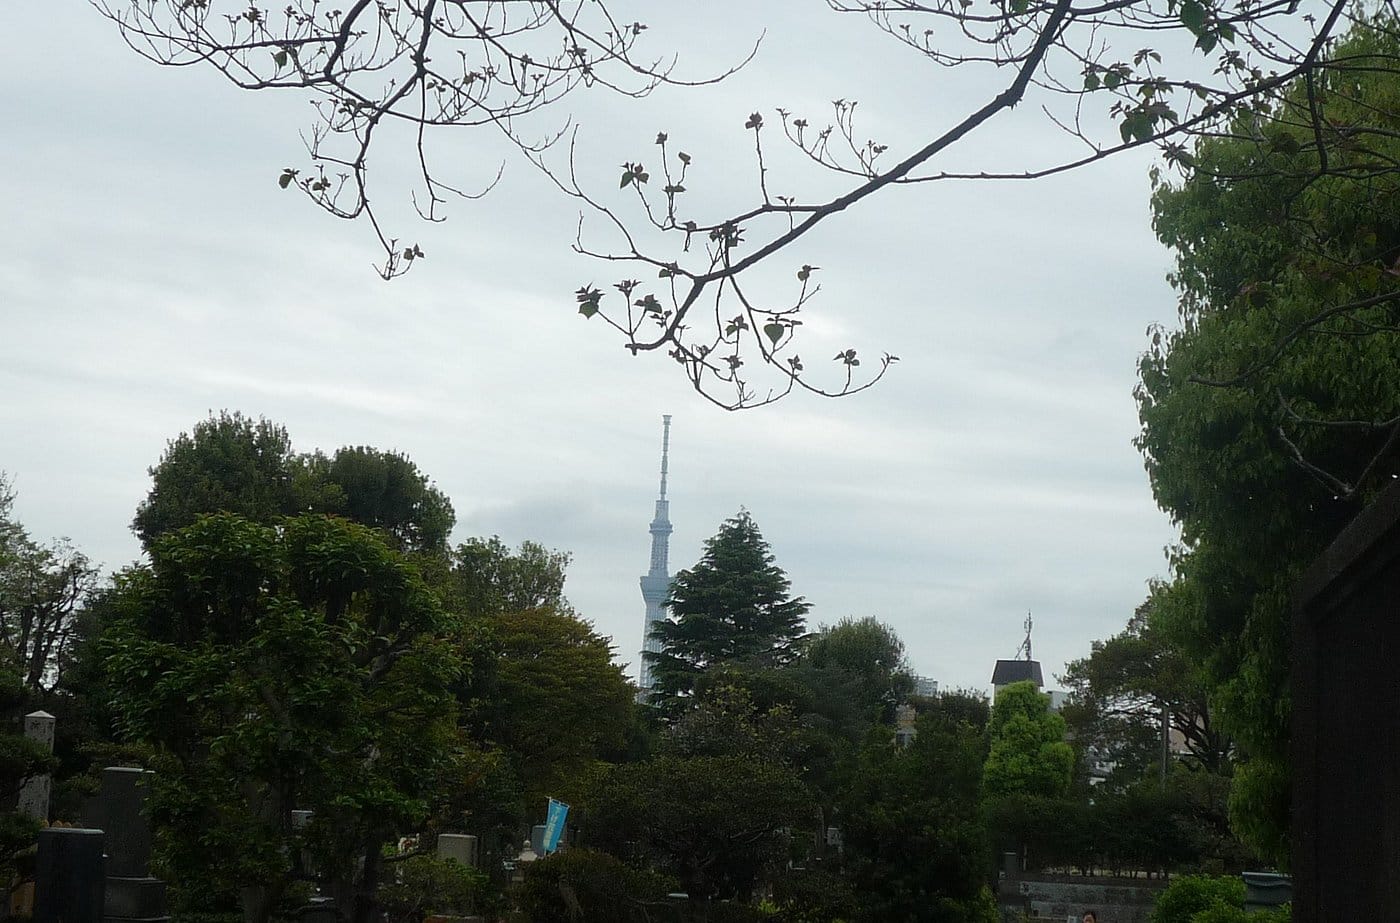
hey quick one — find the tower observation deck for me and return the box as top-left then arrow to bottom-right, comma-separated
638,415 -> 673,694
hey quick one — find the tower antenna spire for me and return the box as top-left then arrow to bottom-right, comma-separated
658,414 -> 671,500
638,415 -> 675,696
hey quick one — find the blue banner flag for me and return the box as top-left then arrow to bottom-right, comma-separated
542,798 -> 569,854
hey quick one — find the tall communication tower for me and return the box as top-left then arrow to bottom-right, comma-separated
638,415 -> 673,694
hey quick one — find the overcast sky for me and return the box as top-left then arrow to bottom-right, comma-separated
2,2 -> 1183,694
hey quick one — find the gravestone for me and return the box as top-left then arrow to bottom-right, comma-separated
291,809 -> 316,877
437,834 -> 478,866
17,710 -> 56,821
1293,478 -> 1400,921
84,767 -> 169,923
33,827 -> 105,923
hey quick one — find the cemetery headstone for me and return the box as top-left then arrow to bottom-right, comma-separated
33,827 -> 105,923
84,767 -> 169,923
436,834 -> 478,867
291,809 -> 316,877
17,710 -> 56,821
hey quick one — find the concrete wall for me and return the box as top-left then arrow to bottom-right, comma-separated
998,873 -> 1167,922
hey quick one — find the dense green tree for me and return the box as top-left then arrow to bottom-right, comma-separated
646,511 -> 809,707
444,536 -> 572,617
103,514 -> 464,923
839,692 -> 996,923
983,681 -> 1073,802
517,849 -> 676,923
584,752 -> 812,901
1139,16 -> 1400,861
982,682 -> 1074,868
470,606 -> 634,806
431,536 -> 635,845
135,414 -> 455,558
322,446 -> 456,555
1062,592 -> 1229,783
796,616 -> 915,735
661,683 -> 805,770
132,412 -> 330,548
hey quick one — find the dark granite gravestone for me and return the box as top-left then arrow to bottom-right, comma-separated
34,827 -> 106,923
84,767 -> 169,923
1293,478 -> 1400,922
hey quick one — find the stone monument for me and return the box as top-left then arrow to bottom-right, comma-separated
17,710 -> 56,821
437,833 -> 479,866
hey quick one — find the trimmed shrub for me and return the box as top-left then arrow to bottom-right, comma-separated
1150,875 -> 1246,923
770,868 -> 858,923
517,848 -> 676,923
378,854 -> 498,922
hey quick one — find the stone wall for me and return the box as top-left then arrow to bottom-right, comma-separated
997,872 -> 1167,922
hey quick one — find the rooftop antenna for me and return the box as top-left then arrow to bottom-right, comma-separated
1015,610 -> 1033,661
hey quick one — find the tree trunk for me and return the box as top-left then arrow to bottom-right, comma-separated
351,839 -> 386,923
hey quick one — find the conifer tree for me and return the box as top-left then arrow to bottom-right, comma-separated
646,510 -> 809,707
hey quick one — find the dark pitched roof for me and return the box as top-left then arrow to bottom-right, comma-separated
991,659 -> 1044,687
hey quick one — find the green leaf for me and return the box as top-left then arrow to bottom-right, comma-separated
620,171 -> 634,189
278,170 -> 296,189
1120,116 -> 1138,144
764,323 -> 784,344
1269,132 -> 1301,155
1179,0 -> 1206,34
273,50 -> 288,69
1084,70 -> 1101,91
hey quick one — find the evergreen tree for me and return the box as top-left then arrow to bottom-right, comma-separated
646,511 -> 809,707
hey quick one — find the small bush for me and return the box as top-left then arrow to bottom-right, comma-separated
1191,905 -> 1290,923
769,868 -> 858,923
378,853 -> 498,922
1150,875 -> 1246,923
517,848 -> 677,923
